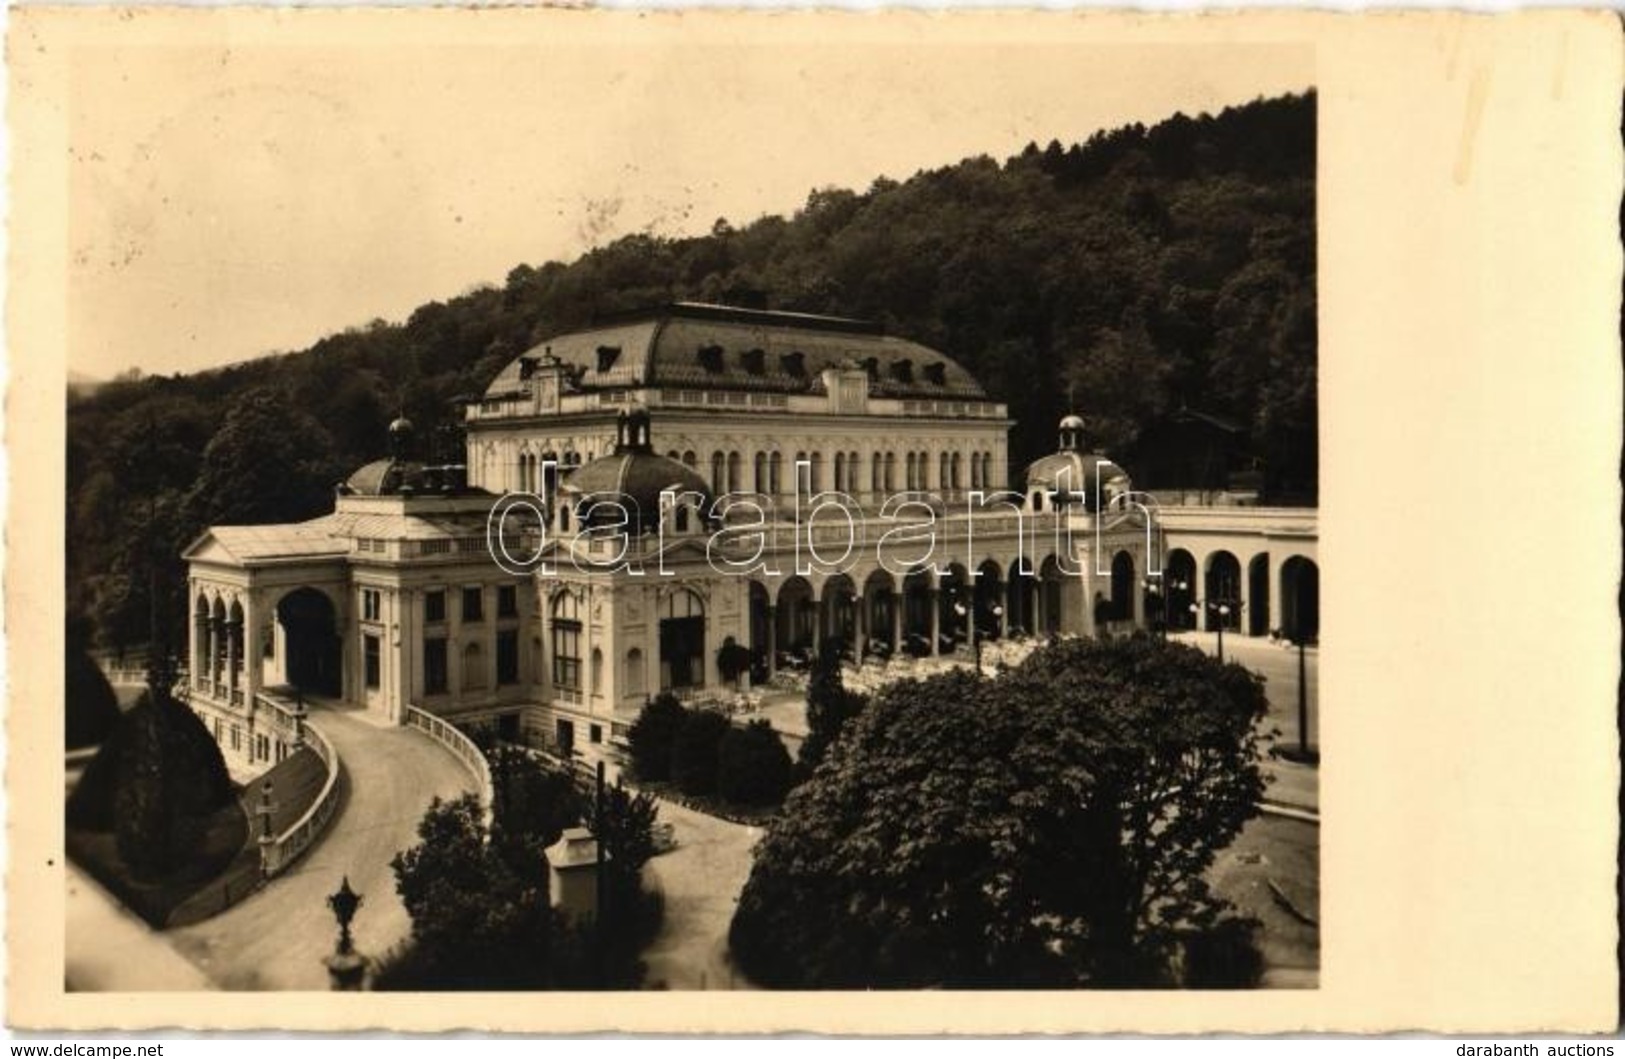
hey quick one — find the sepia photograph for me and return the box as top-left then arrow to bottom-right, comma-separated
58,22 -> 1318,996
9,6 -> 1618,1036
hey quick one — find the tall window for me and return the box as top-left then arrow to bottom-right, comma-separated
885,452 -> 896,492
754,451 -> 767,493
424,637 -> 448,694
834,452 -> 846,492
425,590 -> 446,624
769,452 -> 783,496
362,589 -> 381,622
364,634 -> 380,689
711,452 -> 726,493
497,629 -> 519,685
551,592 -> 582,692
462,587 -> 484,623
463,643 -> 486,691
497,584 -> 518,619
727,451 -> 742,493
872,452 -> 883,494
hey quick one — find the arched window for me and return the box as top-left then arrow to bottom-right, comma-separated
885,452 -> 896,492
462,642 -> 486,691
872,452 -> 883,494
970,451 -> 982,490
848,452 -> 860,494
811,451 -> 824,493
682,450 -> 697,468
769,451 -> 783,496
940,452 -> 951,490
727,451 -> 742,493
754,451 -> 768,493
711,452 -> 726,494
833,452 -> 846,493
905,452 -> 917,491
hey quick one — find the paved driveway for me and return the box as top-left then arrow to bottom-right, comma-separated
79,705 -> 476,991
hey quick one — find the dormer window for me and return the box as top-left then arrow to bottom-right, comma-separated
698,344 -> 725,373
596,345 -> 622,372
891,358 -> 914,384
741,348 -> 766,375
780,351 -> 806,377
923,362 -> 946,386
518,356 -> 539,381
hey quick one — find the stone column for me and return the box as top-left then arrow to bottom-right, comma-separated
765,604 -> 778,678
928,589 -> 940,655
995,582 -> 1009,637
889,591 -> 902,653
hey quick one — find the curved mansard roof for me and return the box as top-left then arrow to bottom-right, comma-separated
484,302 -> 989,402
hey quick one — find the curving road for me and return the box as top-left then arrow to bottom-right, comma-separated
152,705 -> 475,990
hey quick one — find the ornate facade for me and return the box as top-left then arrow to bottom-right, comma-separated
183,302 -> 1312,763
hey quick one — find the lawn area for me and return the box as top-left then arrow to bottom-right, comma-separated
65,799 -> 249,929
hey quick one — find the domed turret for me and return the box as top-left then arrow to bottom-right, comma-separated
388,415 -> 416,460
557,411 -> 715,536
1023,414 -> 1131,513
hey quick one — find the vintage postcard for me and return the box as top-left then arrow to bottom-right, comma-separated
6,6 -> 1619,1034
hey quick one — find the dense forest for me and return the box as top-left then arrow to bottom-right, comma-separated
66,91 -> 1316,653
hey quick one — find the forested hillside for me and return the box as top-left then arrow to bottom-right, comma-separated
66,91 -> 1315,652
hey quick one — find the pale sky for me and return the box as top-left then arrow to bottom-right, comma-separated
62,14 -> 1314,378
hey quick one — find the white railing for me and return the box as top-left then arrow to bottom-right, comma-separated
258,697 -> 343,879
405,706 -> 495,831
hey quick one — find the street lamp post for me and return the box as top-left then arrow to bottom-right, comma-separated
1216,603 -> 1231,664
1296,634 -> 1310,759
324,876 -> 368,990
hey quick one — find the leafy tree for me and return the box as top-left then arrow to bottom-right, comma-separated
670,709 -> 730,796
718,720 -> 793,806
481,739 -> 585,850
627,692 -> 688,782
68,669 -> 234,881
729,636 -> 1270,989
386,794 -> 555,990
65,618 -> 121,750
797,637 -> 869,776
716,637 -> 753,688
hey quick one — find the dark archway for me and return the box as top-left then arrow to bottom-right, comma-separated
863,569 -> 897,659
776,577 -> 816,660
821,574 -> 858,659
1006,565 -> 1037,638
1165,549 -> 1198,631
276,588 -> 341,697
939,563 -> 970,652
1038,554 -> 1065,636
1205,551 -> 1242,632
902,568 -> 935,655
1280,556 -> 1320,643
659,589 -> 706,691
974,559 -> 1004,641
1248,553 -> 1272,636
1110,551 -> 1135,622
748,581 -> 773,681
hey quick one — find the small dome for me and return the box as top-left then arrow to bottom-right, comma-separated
1059,413 -> 1085,430
561,451 -> 715,535
1024,451 -> 1131,513
345,458 -> 410,496
389,416 -> 415,434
